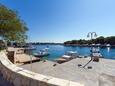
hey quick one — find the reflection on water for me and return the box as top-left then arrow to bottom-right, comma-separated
107,47 -> 110,52
32,45 -> 115,60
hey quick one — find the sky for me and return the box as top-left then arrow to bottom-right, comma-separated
0,0 -> 115,43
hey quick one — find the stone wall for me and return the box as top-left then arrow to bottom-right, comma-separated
0,52 -> 84,86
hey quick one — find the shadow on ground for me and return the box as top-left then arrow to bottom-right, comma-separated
0,73 -> 14,86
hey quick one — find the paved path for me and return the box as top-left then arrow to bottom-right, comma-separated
20,58 -> 115,86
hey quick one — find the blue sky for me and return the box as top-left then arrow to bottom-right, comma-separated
0,0 -> 115,43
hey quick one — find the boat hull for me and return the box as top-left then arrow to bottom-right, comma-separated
34,53 -> 50,57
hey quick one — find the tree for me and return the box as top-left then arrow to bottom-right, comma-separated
64,36 -> 115,45
71,40 -> 78,44
94,36 -> 105,44
0,4 -> 28,45
105,36 -> 115,45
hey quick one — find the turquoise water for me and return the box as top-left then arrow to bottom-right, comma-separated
32,45 -> 115,61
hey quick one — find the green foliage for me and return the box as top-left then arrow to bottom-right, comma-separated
0,4 -> 28,43
64,36 -> 115,45
94,36 -> 105,44
105,36 -> 115,45
0,40 -> 5,50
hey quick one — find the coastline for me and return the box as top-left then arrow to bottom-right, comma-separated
26,43 -> 115,48
64,44 -> 115,48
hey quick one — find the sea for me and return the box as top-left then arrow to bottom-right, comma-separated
32,44 -> 115,61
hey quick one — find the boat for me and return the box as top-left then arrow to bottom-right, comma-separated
33,48 -> 50,57
64,51 -> 78,59
106,44 -> 111,47
34,52 -> 49,57
25,45 -> 36,50
81,47 -> 102,68
55,58 -> 68,64
91,47 -> 102,57
56,51 -> 78,63
61,55 -> 72,60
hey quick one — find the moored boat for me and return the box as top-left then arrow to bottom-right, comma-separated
56,51 -> 78,63
64,51 -> 79,59
33,48 -> 50,57
25,44 -> 36,50
91,47 -> 102,57
55,58 -> 68,64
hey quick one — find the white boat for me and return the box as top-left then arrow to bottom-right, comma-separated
42,48 -> 49,52
61,55 -> 72,59
62,51 -> 78,59
56,51 -> 78,63
33,48 -> 50,57
66,51 -> 78,58
92,52 -> 102,57
91,47 -> 102,57
106,44 -> 111,47
25,45 -> 36,50
34,52 -> 49,57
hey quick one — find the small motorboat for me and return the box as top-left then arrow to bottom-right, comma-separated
64,51 -> 78,59
106,44 -> 111,47
25,45 -> 36,50
55,58 -> 68,64
55,51 -> 78,63
33,48 -> 50,57
61,55 -> 72,60
91,47 -> 102,57
90,47 -> 102,62
34,52 -> 49,57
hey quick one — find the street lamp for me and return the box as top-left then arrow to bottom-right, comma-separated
82,32 -> 97,68
87,32 -> 97,40
87,32 -> 97,52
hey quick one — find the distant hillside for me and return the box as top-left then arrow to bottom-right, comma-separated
27,42 -> 63,45
64,36 -> 115,45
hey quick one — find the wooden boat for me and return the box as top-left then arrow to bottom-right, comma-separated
56,51 -> 78,63
55,58 -> 68,64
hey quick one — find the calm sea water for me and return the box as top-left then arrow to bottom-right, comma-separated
32,45 -> 115,61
